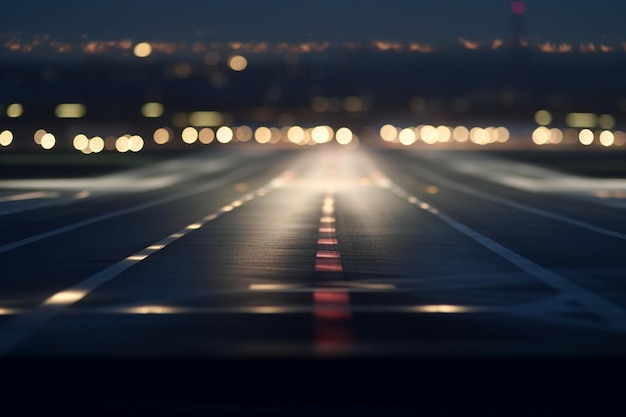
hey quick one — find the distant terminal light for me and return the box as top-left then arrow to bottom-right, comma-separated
227,55 -> 248,71
511,1 -> 525,15
6,103 -> 23,118
55,103 -> 86,118
534,110 -> 552,126
134,42 -> 152,58
141,102 -> 164,118
566,113 -> 597,128
189,111 -> 223,126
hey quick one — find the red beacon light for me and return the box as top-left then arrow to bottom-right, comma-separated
511,0 -> 526,15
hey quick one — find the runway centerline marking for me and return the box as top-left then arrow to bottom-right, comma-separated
0,171 -> 292,356
377,177 -> 626,332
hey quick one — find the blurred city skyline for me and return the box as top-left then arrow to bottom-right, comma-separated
2,0 -> 626,46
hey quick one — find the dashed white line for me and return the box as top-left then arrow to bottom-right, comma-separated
0,171 -> 291,355
380,178 -> 626,332
0,160 -> 268,255
405,162 -> 626,241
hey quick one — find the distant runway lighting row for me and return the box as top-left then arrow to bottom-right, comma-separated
532,127 -> 626,147
536,110 -> 616,130
72,133 -> 144,153
174,125 -> 357,147
379,124 -> 509,145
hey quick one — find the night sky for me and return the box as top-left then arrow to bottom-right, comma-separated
2,0 -> 626,45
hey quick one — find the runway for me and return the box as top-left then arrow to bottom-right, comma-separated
1,147 -> 625,415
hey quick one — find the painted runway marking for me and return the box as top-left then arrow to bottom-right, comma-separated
378,177 -> 626,332
0,160 -> 268,255
0,171 -> 291,355
405,159 -> 626,241
314,193 -> 343,273
0,191 -> 59,203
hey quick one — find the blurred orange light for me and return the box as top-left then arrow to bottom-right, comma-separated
134,42 -> 152,58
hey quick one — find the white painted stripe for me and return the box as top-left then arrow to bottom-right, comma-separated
0,172 -> 289,355
0,191 -> 58,203
383,181 -> 626,332
406,163 -> 626,241
73,304 -> 490,315
0,160 -> 268,255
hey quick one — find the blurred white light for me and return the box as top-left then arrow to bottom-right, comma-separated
116,136 -> 130,153
41,133 -> 56,149
73,134 -> 89,150
579,129 -> 594,145
380,124 -> 397,142
599,130 -> 614,147
182,127 -> 199,144
287,126 -> 305,144
89,136 -> 105,153
153,128 -> 171,144
255,126 -> 272,144
548,128 -> 563,144
216,126 -> 233,143
0,130 -> 13,146
452,126 -> 469,142
128,135 -> 144,152
496,127 -> 510,143
532,127 -> 550,145
335,127 -> 353,145
311,125 -> 331,144
398,128 -> 416,145
420,125 -> 438,144
470,127 -> 489,145
436,126 -> 451,142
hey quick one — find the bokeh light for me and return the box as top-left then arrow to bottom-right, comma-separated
6,103 -> 23,118
335,127 -> 353,145
142,102 -> 164,118
134,42 -> 152,58
182,127 -> 199,144
199,128 -> 215,144
153,128 -> 171,145
228,55 -> 248,71
216,126 -> 233,143
40,133 -> 56,150
579,129 -> 594,145
534,110 -> 552,126
0,130 -> 13,146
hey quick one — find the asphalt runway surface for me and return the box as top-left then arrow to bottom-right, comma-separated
1,147 -> 625,416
